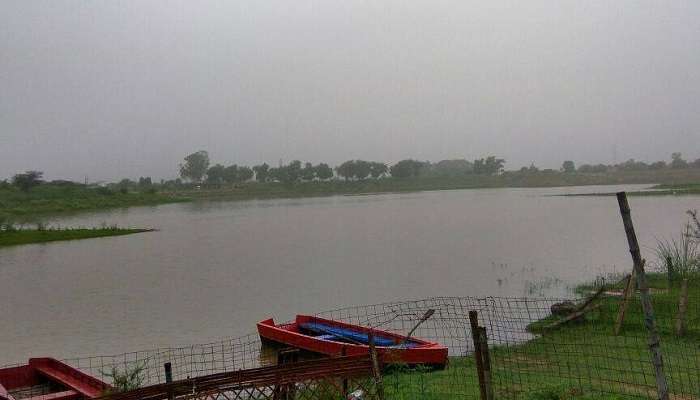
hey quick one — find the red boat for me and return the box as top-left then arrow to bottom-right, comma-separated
0,358 -> 109,400
257,315 -> 448,366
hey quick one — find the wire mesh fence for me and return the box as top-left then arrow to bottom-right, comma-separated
486,280 -> 700,400
4,288 -> 699,400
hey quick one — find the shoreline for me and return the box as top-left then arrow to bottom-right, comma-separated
3,170 -> 700,220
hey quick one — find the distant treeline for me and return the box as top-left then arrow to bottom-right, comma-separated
175,151 -> 508,185
2,152 -> 700,193
172,151 -> 700,186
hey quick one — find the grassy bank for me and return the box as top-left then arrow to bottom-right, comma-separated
3,168 -> 700,219
385,273 -> 699,400
177,168 -> 700,201
0,184 -> 188,220
0,227 -> 154,247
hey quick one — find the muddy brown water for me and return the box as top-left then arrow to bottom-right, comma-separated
1,184 -> 697,364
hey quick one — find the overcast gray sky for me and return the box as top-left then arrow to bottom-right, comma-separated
1,1 -> 699,182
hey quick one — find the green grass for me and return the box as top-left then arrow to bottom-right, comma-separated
0,227 -> 154,247
173,168 -> 700,202
0,184 -> 188,220
384,272 -> 700,399
3,168 -> 700,219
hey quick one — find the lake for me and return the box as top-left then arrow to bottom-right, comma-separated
1,184 -> 698,364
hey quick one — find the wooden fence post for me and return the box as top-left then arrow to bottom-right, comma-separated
367,333 -> 384,400
676,279 -> 689,337
614,269 -> 636,335
616,192 -> 669,400
469,311 -> 488,400
477,327 -> 494,400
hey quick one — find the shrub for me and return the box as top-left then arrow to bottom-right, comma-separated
101,362 -> 145,393
95,186 -> 115,196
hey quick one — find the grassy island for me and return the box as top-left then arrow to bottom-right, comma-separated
0,227 -> 154,247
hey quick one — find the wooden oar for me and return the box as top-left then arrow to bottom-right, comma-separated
399,309 -> 435,345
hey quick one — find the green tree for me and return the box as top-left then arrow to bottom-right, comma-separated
473,156 -> 505,175
671,152 -> 688,169
252,163 -> 270,182
616,159 -> 648,171
577,164 -> 608,173
485,156 -> 505,174
286,160 -> 302,183
12,171 -> 44,192
268,167 -> 280,182
336,160 -> 355,181
390,159 -> 425,178
353,160 -> 372,180
237,166 -> 254,182
222,165 -> 238,183
206,164 -> 226,184
649,161 -> 667,170
301,162 -> 316,181
433,159 -> 472,176
369,162 -> 388,178
180,151 -> 210,182
561,160 -> 576,173
315,163 -> 333,180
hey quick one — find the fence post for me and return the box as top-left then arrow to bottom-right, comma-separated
616,192 -> 670,400
614,270 -> 635,336
477,327 -> 494,400
368,333 -> 384,400
675,279 -> 689,337
469,311 -> 488,400
164,362 -> 174,400
341,346 -> 348,395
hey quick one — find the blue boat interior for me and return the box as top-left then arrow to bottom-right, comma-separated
299,322 -> 419,348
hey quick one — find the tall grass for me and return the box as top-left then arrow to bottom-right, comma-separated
688,209 -> 700,239
655,221 -> 700,281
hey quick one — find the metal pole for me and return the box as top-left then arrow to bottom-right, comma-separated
616,192 -> 669,400
164,362 -> 174,400
164,362 -> 172,383
469,311 -> 488,400
341,346 -> 348,395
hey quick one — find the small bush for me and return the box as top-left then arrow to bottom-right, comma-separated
101,362 -> 145,393
95,186 -> 115,196
0,215 -> 17,232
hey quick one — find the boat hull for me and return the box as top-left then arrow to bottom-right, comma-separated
257,315 -> 448,366
0,359 -> 109,400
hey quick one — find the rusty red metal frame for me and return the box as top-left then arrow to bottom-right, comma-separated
99,355 -> 375,400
